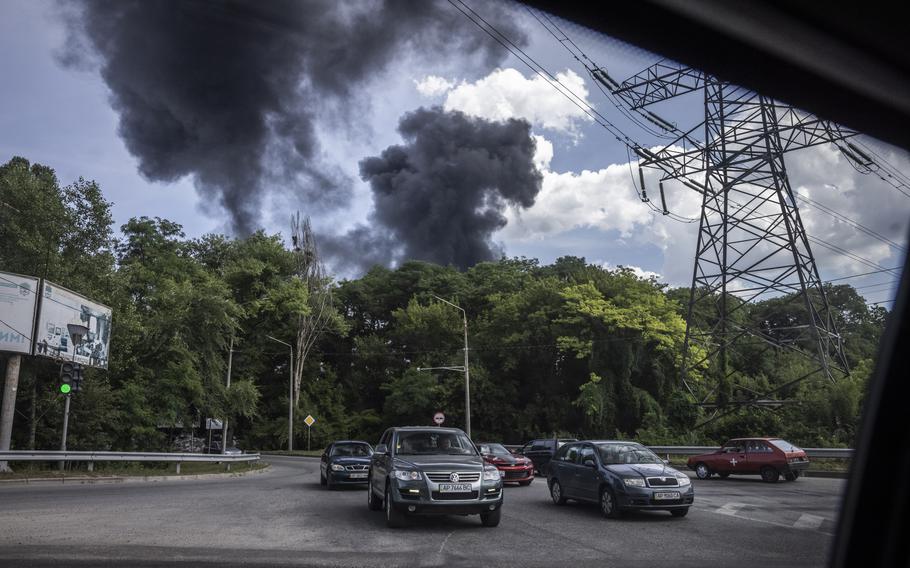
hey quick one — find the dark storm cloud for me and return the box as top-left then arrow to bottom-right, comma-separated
62,0 -> 526,235
351,107 -> 542,271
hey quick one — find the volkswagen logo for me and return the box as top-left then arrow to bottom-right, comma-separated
661,477 -> 667,482
450,473 -> 460,483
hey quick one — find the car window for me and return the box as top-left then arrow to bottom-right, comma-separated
531,440 -> 550,451
723,441 -> 744,453
579,446 -> 595,464
768,439 -> 801,452
562,444 -> 580,463
746,441 -> 772,453
330,443 -> 371,457
596,443 -> 663,465
395,431 -> 477,456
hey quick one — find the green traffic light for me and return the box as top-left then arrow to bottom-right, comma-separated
60,384 -> 71,394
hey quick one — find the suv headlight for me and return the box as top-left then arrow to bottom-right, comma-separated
483,467 -> 501,481
623,477 -> 646,487
676,475 -> 691,487
331,464 -> 345,471
392,470 -> 422,481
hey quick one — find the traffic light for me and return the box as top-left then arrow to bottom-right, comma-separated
72,363 -> 84,393
60,362 -> 74,394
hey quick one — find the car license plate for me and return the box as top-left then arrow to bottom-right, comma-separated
654,491 -> 680,500
438,483 -> 472,492
349,473 -> 367,479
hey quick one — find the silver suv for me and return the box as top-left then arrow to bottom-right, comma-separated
367,427 -> 504,528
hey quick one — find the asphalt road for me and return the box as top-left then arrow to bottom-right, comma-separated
0,455 -> 844,567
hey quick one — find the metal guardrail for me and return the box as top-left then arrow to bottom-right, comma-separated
0,450 -> 260,474
503,444 -> 853,459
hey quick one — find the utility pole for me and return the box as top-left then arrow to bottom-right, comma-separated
221,336 -> 233,455
267,336 -> 294,451
431,296 -> 471,438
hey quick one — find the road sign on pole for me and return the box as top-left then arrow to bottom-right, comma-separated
304,415 -> 315,451
433,412 -> 445,426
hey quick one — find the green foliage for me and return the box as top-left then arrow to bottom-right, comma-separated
0,157 -> 887,452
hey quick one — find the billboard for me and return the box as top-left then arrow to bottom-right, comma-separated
0,270 -> 39,354
34,280 -> 112,369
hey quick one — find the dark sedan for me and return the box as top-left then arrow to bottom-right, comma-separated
478,443 -> 534,485
320,440 -> 373,489
548,441 -> 694,518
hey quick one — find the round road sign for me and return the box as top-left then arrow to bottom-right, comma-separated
433,412 -> 445,425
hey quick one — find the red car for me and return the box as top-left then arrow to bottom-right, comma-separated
478,443 -> 534,486
687,438 -> 810,483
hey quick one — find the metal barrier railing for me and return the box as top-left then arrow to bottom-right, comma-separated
0,450 -> 260,474
502,444 -> 853,459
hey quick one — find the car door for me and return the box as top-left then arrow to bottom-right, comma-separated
557,444 -> 582,498
370,429 -> 392,493
715,440 -> 745,474
744,440 -> 774,474
320,443 -> 333,477
574,445 -> 600,502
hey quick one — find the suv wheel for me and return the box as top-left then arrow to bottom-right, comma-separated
320,471 -> 327,486
694,463 -> 711,479
480,507 -> 501,527
385,483 -> 406,528
367,478 -> 382,511
599,486 -> 622,519
761,466 -> 780,483
550,479 -> 566,505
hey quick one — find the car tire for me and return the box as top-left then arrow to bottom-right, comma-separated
694,463 -> 711,479
671,507 -> 689,518
480,507 -> 501,527
320,471 -> 327,486
599,486 -> 622,519
549,479 -> 567,505
367,479 -> 382,511
761,466 -> 780,483
326,474 -> 334,490
519,480 -> 532,487
784,472 -> 797,481
385,483 -> 406,528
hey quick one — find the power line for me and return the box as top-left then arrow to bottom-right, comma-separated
826,267 -> 905,281
794,192 -> 907,253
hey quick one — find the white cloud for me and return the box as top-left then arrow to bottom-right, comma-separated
597,261 -> 661,281
414,75 -> 455,97
532,134 -> 553,170
442,68 -> 592,134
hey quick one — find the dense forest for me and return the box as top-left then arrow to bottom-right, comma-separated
0,158 -> 888,452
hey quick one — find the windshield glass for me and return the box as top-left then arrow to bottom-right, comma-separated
330,443 -> 372,457
769,439 -> 801,452
396,431 -> 477,456
596,443 -> 664,465
480,443 -> 511,456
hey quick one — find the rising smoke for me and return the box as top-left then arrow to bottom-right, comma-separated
62,0 -> 526,235
329,107 -> 543,272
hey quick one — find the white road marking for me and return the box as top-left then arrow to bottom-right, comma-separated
715,502 -> 748,516
793,513 -> 826,530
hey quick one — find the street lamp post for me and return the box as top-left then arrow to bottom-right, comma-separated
431,296 -> 471,438
60,323 -> 89,471
267,336 -> 294,451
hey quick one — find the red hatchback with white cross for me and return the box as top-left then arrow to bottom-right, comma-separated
687,438 -> 809,483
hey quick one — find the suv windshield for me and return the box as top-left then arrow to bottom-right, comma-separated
330,443 -> 371,457
596,443 -> 663,465
396,431 -> 477,456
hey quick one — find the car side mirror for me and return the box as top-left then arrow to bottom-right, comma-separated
375,444 -> 388,455
663,459 -> 670,465
583,459 -> 596,468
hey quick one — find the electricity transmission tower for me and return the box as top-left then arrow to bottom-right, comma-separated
611,61 -> 852,421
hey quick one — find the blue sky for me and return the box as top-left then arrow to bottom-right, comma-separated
2,0 -> 908,305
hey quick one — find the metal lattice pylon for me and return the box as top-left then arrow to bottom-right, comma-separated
613,62 -> 851,421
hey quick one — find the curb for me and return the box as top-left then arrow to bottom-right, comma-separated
0,464 -> 271,486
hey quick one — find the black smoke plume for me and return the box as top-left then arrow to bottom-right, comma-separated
62,0 -> 526,234
340,107 -> 542,271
